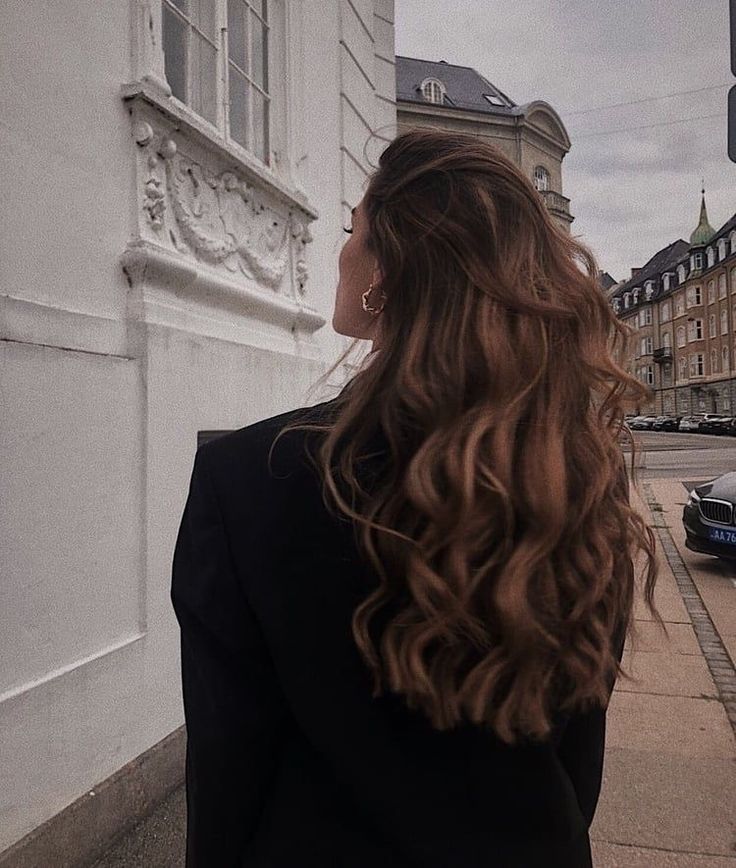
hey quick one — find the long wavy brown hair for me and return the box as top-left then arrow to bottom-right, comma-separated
273,127 -> 662,745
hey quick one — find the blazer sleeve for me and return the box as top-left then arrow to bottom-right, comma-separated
171,443 -> 291,868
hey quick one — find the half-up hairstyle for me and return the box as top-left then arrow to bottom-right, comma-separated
273,127 -> 661,745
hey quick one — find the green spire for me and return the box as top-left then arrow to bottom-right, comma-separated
689,185 -> 716,247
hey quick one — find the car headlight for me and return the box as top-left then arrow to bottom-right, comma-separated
686,490 -> 701,507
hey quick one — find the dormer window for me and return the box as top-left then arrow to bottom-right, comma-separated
718,238 -> 728,261
707,247 -> 715,268
420,78 -> 446,104
678,263 -> 687,283
663,272 -> 672,291
691,252 -> 703,271
533,166 -> 550,192
483,93 -> 505,106
624,292 -> 631,309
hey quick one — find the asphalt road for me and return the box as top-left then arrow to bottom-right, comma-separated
623,429 -> 736,481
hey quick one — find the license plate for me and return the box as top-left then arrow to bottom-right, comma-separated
708,527 -> 736,545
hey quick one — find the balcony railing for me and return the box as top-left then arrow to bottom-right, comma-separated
653,346 -> 673,362
539,189 -> 571,218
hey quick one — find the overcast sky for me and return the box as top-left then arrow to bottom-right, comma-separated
394,0 -> 734,283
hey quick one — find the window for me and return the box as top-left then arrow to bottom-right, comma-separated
675,293 -> 684,316
227,0 -> 270,161
723,345 -> 730,372
679,356 -> 687,379
663,273 -> 671,291
733,302 -> 736,330
484,93 -> 506,106
687,319 -> 703,341
633,287 -> 640,305
661,300 -> 671,321
644,365 -> 654,386
676,325 -> 686,347
722,308 -> 729,335
677,264 -> 687,283
533,166 -> 550,192
662,331 -> 671,347
624,292 -> 631,309
686,285 -> 701,306
707,247 -> 715,268
719,273 -> 727,298
691,252 -> 703,271
712,348 -> 718,373
732,268 -> 736,291
161,0 -> 272,164
690,353 -> 704,376
421,78 -> 445,104
708,279 -> 716,303
710,313 -> 716,337
718,238 -> 728,261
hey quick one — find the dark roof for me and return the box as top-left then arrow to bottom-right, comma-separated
396,56 -> 518,116
598,271 -> 618,291
712,212 -> 736,245
612,239 -> 690,296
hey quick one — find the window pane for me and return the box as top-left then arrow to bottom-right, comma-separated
252,87 -> 269,163
250,9 -> 268,91
227,0 -> 247,72
229,65 -> 249,149
163,5 -> 188,103
191,0 -> 216,39
191,33 -> 217,125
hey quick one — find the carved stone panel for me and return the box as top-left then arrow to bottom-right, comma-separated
125,92 -> 316,302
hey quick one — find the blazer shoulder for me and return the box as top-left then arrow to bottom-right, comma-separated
197,397 -> 337,486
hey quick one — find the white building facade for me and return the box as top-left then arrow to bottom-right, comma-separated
0,0 -> 396,858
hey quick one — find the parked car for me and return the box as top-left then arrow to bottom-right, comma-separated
678,414 -> 707,432
683,473 -> 736,561
652,415 -> 683,431
701,416 -> 734,435
629,414 -> 659,430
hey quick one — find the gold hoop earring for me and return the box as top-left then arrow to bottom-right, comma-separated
361,281 -> 387,314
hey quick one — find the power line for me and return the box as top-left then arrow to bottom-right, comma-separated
574,111 -> 727,139
560,83 -> 731,117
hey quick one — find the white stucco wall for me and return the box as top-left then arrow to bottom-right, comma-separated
0,0 -> 395,851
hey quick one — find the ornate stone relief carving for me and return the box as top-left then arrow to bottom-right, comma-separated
129,102 -> 315,298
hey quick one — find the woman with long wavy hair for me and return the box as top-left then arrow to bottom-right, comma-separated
171,127 -> 661,868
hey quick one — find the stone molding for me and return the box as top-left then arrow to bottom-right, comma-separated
120,82 -> 325,347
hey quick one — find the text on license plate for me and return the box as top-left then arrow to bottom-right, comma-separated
708,527 -> 736,545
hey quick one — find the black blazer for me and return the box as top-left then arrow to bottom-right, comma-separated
171,397 -> 625,868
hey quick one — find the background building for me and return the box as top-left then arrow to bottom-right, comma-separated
610,192 -> 736,416
395,55 -> 574,231
0,1 -> 396,861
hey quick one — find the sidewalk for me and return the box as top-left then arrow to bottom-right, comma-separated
590,473 -> 736,866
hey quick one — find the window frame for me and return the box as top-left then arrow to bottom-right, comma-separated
533,165 -> 550,192
160,0 -> 274,167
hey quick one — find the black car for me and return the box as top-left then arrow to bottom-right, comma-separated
652,415 -> 682,431
629,414 -> 659,430
702,416 -> 735,435
683,473 -> 736,561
